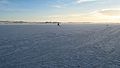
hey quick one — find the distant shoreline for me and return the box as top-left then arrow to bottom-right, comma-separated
0,21 -> 120,25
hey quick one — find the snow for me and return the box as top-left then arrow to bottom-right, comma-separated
0,24 -> 120,68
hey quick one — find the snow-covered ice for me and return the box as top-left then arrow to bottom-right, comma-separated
0,24 -> 120,68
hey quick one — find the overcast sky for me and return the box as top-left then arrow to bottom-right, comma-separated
0,0 -> 120,22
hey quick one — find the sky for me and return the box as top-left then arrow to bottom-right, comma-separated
0,0 -> 120,22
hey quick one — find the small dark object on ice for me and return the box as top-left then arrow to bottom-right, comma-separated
106,24 -> 109,26
57,22 -> 60,26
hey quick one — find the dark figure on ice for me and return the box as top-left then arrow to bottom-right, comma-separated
57,22 -> 60,26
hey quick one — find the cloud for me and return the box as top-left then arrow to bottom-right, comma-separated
52,5 -> 63,8
76,0 -> 97,3
47,9 -> 120,22
98,9 -> 120,16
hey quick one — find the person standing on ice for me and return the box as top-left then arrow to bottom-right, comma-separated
57,22 -> 60,26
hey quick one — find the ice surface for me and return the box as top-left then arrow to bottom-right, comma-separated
0,24 -> 120,68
